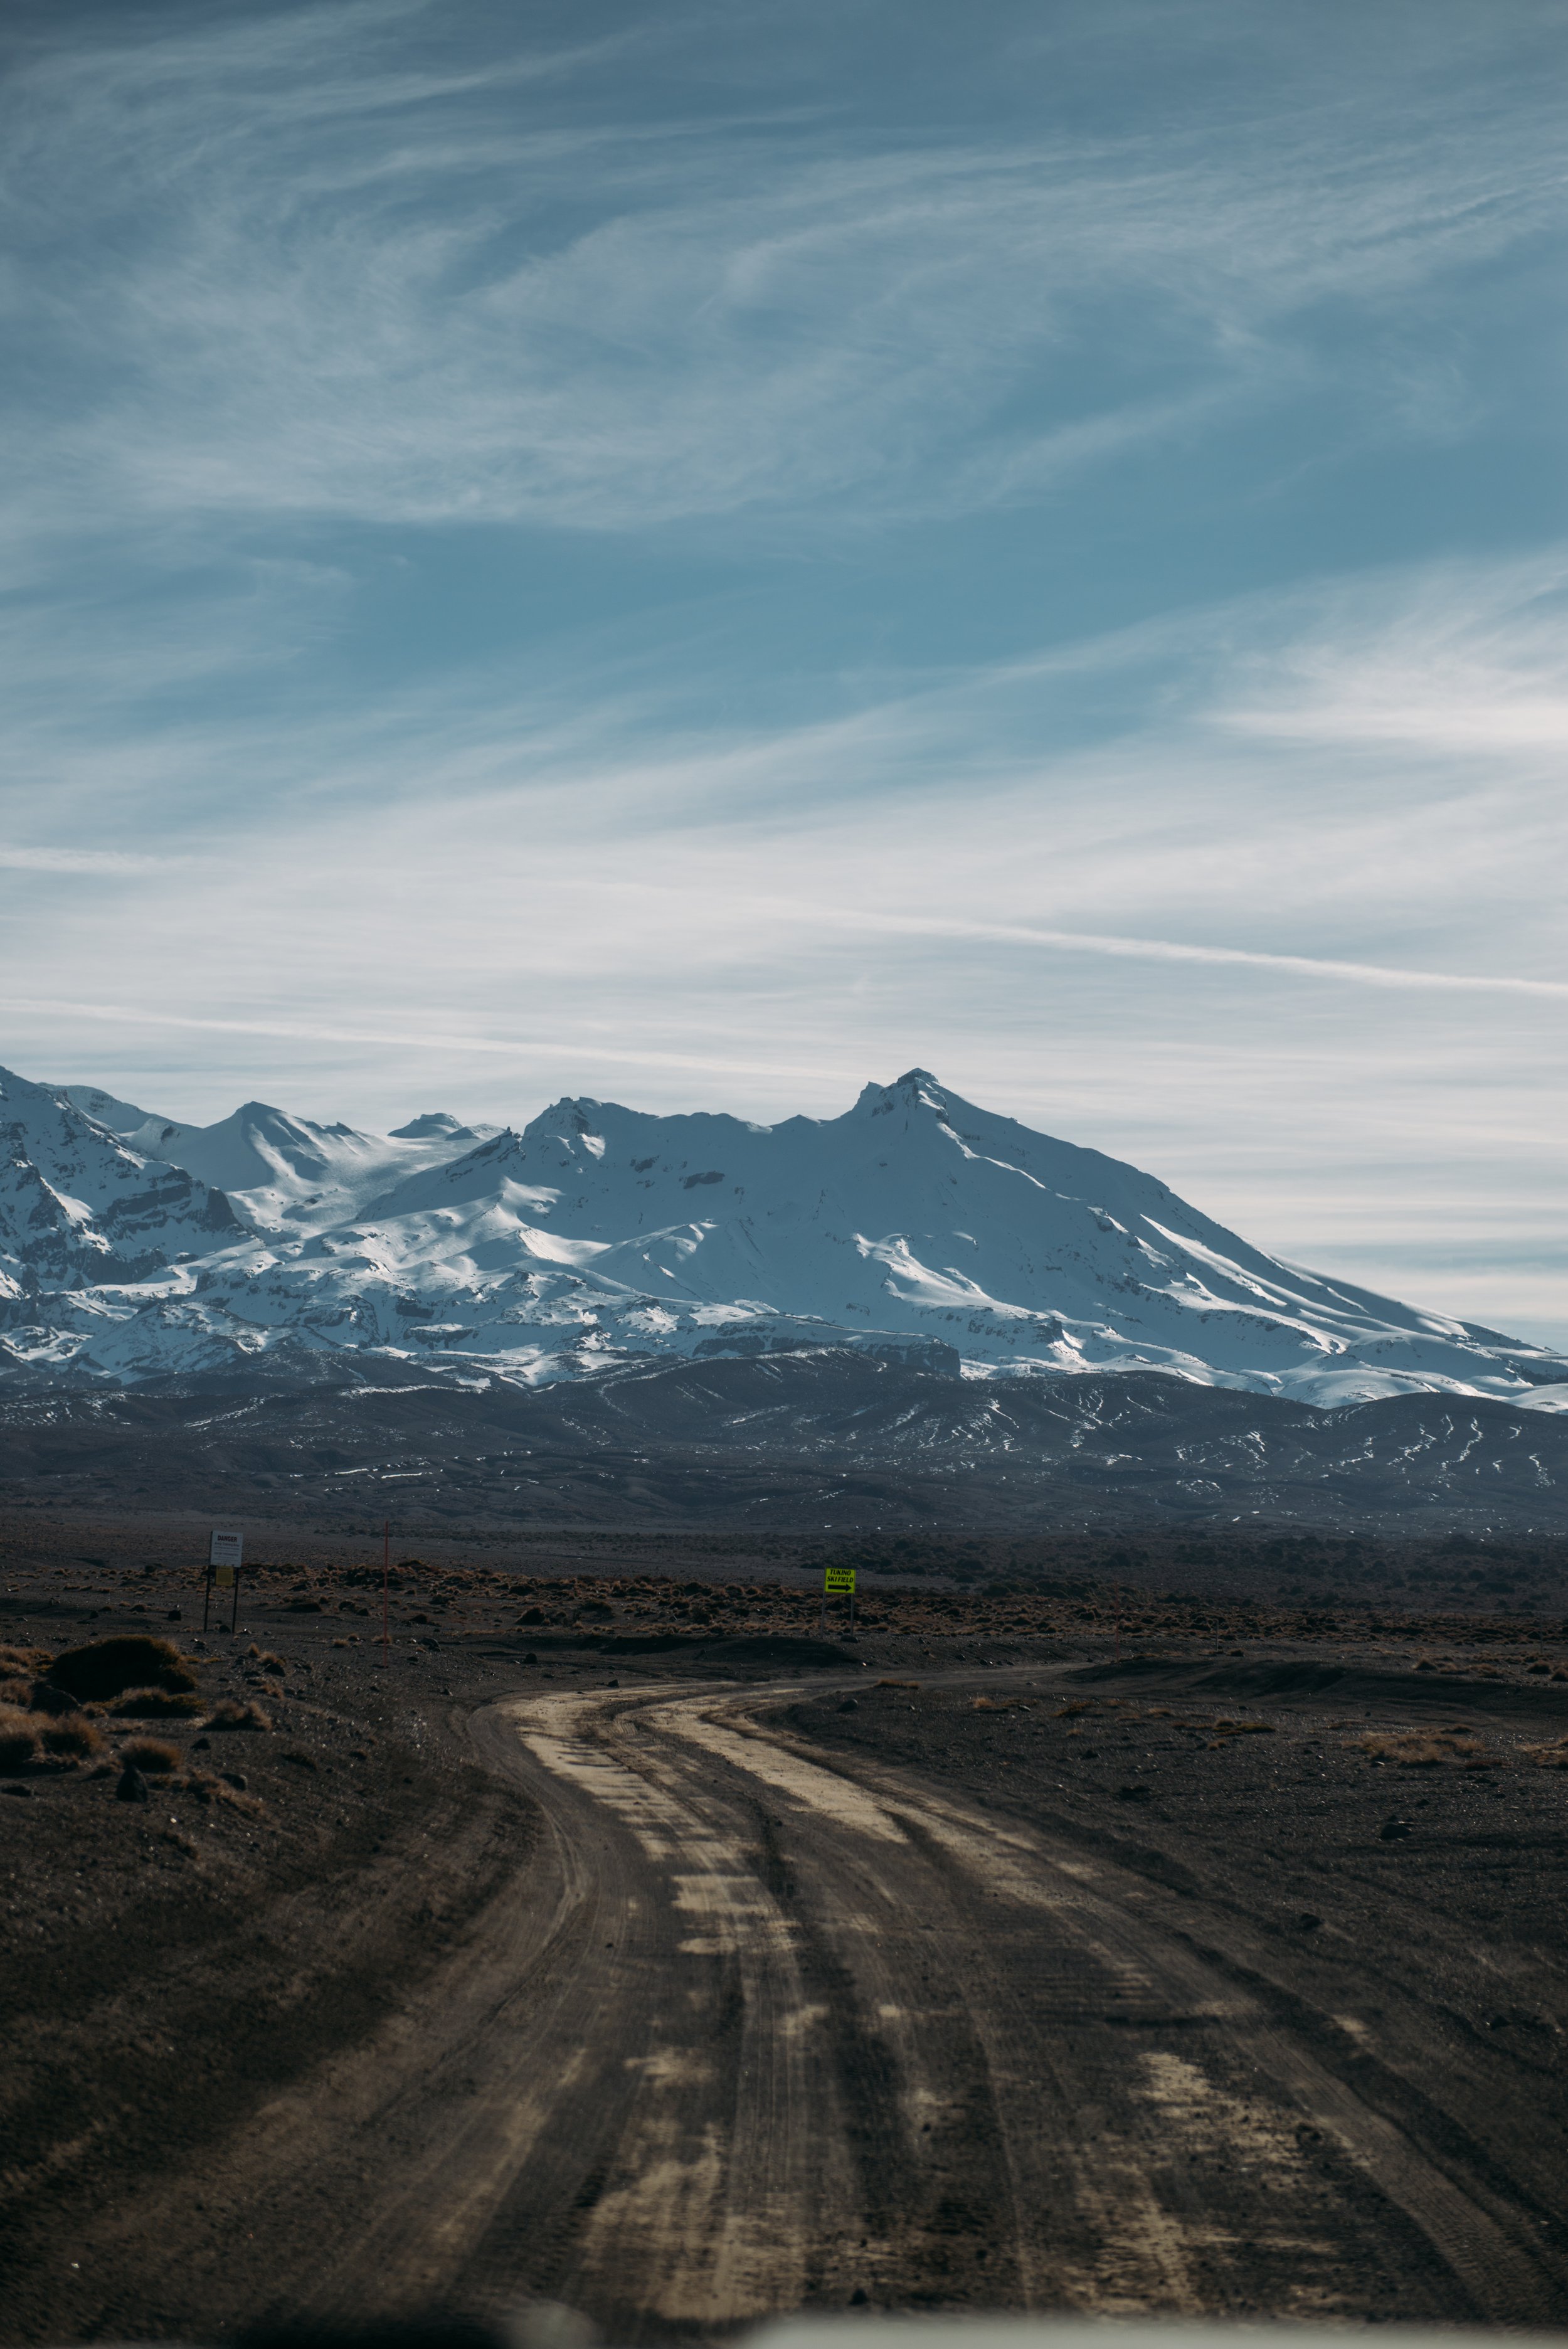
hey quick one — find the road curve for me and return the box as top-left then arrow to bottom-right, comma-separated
304,1673 -> 1568,2336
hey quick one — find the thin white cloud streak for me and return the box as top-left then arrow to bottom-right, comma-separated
783,911 -> 1568,1000
0,847 -> 175,874
6,546 -> 1566,984
9,999 -> 843,1093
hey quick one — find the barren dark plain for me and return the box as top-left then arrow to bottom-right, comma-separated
8,1500 -> 1568,2342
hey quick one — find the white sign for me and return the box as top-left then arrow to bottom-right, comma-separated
209,1528 -> 244,1570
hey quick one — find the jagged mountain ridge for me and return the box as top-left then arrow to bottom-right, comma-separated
1,1066 -> 240,1298
4,1062 -> 1564,1408
63,1087 -> 498,1228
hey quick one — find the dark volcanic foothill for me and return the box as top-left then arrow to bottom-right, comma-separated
3,1355 -> 1567,1535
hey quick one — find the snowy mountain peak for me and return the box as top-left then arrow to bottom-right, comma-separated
0,1063 -> 241,1292
2,1061 -> 1562,1408
389,1111 -> 477,1141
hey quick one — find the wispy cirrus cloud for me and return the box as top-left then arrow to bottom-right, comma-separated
4,1 -> 1564,556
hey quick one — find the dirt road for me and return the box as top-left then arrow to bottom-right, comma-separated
20,1655 -> 1568,2342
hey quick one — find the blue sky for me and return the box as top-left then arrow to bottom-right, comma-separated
4,0 -> 1566,1341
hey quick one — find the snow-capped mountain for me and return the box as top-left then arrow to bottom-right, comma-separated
6,1063 -> 1564,1406
65,1087 -> 497,1229
1,1066 -> 240,1297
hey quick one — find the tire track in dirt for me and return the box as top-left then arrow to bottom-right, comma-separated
57,1672 -> 1568,2340
448,1678 -> 1568,2331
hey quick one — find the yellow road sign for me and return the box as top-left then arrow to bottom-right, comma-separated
824,1566 -> 856,1594
213,1566 -> 235,1589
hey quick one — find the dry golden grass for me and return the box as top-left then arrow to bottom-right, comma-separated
41,1714 -> 103,1758
1524,1735 -> 1568,1770
203,1699 -> 272,1732
108,1685 -> 205,1718
119,1736 -> 182,1774
0,1705 -> 42,1770
246,1646 -> 287,1673
0,1645 -> 51,1676
973,1695 -> 1034,1712
876,1678 -> 922,1690
1353,1729 -> 1502,1768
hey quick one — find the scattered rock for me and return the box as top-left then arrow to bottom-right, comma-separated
1380,1819 -> 1412,1841
839,1697 -> 859,1712
1297,1912 -> 1323,1931
116,1766 -> 149,1804
1116,1784 -> 1153,1803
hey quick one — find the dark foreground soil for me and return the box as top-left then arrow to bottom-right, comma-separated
6,1517 -> 1568,2342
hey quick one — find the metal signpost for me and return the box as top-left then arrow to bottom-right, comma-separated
820,1562 -> 856,1636
205,1527 -> 244,1634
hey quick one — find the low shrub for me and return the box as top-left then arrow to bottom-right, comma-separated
109,1686 -> 205,1719
0,1645 -> 51,1677
203,1699 -> 272,1732
119,1736 -> 182,1775
1355,1729 -> 1500,1768
41,1714 -> 103,1758
48,1636 -> 198,1703
246,1648 -> 287,1672
28,1678 -> 85,1717
0,1707 -> 42,1771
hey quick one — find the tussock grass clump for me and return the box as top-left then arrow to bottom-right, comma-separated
1355,1729 -> 1501,1768
973,1695 -> 1033,1712
204,1699 -> 272,1732
49,1636 -> 197,1703
41,1714 -> 103,1758
1525,1735 -> 1568,1770
119,1736 -> 182,1775
0,1707 -> 42,1771
109,1685 -> 205,1719
246,1647 -> 287,1673
0,1645 -> 51,1677
876,1678 -> 922,1690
